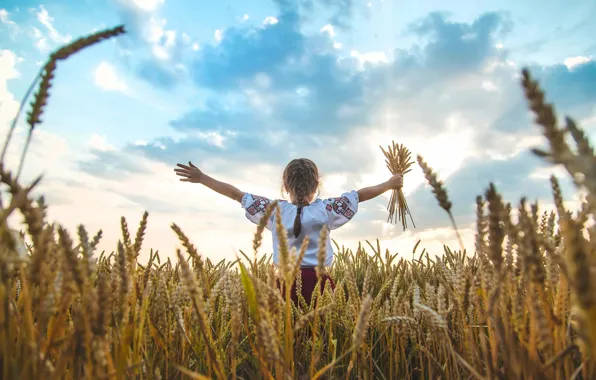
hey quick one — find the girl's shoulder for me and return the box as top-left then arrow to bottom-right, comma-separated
321,191 -> 359,207
319,191 -> 359,226
243,192 -> 358,215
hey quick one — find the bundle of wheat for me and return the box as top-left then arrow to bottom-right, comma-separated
380,141 -> 415,230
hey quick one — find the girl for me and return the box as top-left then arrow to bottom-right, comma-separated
174,158 -> 403,305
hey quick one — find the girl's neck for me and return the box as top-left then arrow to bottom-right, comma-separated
291,196 -> 312,205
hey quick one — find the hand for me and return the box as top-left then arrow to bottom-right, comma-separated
174,161 -> 204,183
388,173 -> 403,190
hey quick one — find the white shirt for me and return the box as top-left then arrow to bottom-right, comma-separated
241,190 -> 359,267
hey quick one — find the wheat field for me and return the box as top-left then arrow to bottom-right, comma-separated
1,26 -> 596,380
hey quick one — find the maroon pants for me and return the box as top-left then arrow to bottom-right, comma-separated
277,268 -> 335,306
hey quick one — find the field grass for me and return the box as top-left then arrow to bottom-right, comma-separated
1,25 -> 596,380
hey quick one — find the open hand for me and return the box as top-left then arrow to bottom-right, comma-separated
174,161 -> 204,183
388,173 -> 403,190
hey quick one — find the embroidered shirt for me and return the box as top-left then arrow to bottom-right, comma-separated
241,190 -> 359,267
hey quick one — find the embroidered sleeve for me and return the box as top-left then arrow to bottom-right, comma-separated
323,190 -> 359,230
241,193 -> 275,230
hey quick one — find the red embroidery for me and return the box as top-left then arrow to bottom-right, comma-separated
344,208 -> 354,219
248,196 -> 270,216
327,197 -> 354,219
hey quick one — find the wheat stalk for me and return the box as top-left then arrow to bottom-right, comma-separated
379,141 -> 415,230
0,25 -> 126,180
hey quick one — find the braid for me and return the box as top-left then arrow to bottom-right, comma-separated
282,158 -> 320,238
294,205 -> 304,238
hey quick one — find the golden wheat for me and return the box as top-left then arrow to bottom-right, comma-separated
380,141 -> 415,230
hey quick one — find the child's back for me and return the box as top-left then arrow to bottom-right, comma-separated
174,158 -> 402,305
241,191 -> 359,267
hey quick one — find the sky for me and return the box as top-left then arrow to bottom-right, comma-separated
0,0 -> 595,264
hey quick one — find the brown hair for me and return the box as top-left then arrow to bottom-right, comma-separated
282,158 -> 320,238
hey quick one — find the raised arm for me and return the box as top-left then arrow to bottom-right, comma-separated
357,174 -> 403,203
175,161 -> 244,203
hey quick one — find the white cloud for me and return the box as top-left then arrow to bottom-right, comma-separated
0,9 -> 13,24
180,33 -> 201,52
481,80 -> 498,92
152,45 -> 169,60
320,24 -> 336,37
333,42 -> 343,49
0,9 -> 19,36
0,50 -> 19,82
129,0 -> 165,12
32,27 -> 49,52
146,21 -> 179,60
255,72 -> 271,88
214,29 -> 223,42
174,63 -> 187,73
243,14 -> 249,21
582,113 -> 596,129
483,58 -> 516,73
164,30 -> 176,46
89,134 -> 117,152
263,16 -> 278,26
0,50 -> 20,127
116,1 -> 182,62
529,165 -> 568,180
564,56 -> 592,70
350,50 -> 389,68
295,86 -> 309,96
36,5 -> 72,44
93,62 -> 129,93
144,17 -> 166,42
320,173 -> 348,196
194,131 -> 226,147
243,88 -> 272,112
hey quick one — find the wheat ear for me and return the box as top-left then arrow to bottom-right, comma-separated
1,25 -> 126,180
380,141 -> 415,230
417,155 -> 464,251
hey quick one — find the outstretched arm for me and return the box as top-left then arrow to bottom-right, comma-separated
357,174 -> 403,203
175,161 -> 244,203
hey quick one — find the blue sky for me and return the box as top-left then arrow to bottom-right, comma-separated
1,0 -> 595,262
